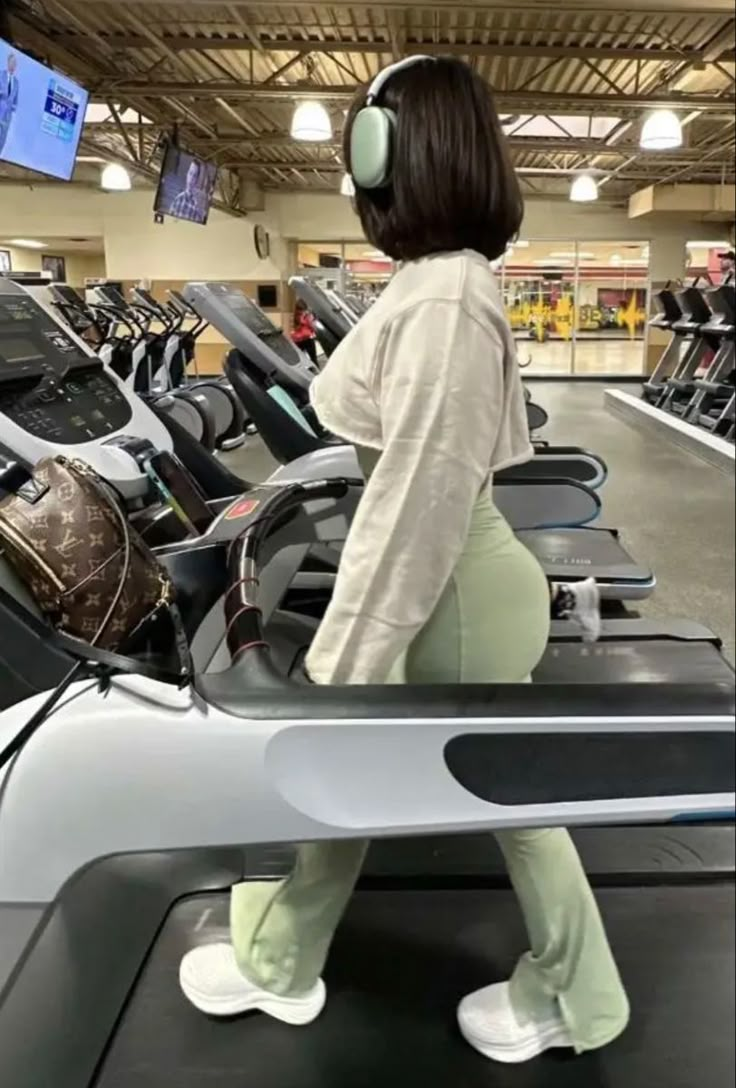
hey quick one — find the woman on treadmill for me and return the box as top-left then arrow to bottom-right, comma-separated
180,56 -> 627,1064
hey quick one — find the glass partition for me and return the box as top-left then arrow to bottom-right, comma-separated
342,243 -> 393,309
502,241 -> 575,374
296,242 -> 345,292
501,240 -> 650,376
575,243 -> 649,375
295,238 -> 651,376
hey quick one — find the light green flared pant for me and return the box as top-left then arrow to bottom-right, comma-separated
230,493 -> 629,1052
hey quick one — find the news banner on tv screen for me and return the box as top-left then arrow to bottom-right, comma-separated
0,37 -> 88,181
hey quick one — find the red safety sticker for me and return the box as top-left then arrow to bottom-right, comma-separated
225,498 -> 261,521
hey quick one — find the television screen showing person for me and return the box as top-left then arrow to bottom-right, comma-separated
155,148 -> 218,226
0,52 -> 20,157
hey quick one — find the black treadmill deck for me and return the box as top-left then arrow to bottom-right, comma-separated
94,836 -> 735,1088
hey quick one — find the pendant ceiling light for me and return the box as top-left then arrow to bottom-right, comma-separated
101,163 -> 132,191
640,110 -> 682,150
340,173 -> 356,197
569,174 -> 599,203
291,101 -> 333,142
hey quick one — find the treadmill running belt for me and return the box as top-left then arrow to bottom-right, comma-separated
518,528 -> 652,584
95,882 -> 734,1088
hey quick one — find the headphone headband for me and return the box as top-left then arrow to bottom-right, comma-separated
365,55 -> 435,105
350,55 -> 436,190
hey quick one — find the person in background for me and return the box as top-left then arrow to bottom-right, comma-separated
719,252 -> 736,385
719,250 -> 735,286
291,298 -> 319,364
180,56 -> 624,1065
0,53 -> 19,157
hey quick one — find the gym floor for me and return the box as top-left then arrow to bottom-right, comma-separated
225,381 -> 735,665
520,339 -> 645,376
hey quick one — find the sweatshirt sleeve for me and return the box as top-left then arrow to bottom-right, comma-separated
305,298 -> 506,685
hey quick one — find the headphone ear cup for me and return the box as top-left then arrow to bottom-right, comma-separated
350,107 -> 397,189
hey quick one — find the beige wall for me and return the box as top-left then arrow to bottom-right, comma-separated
3,245 -> 40,274
0,185 -> 107,237
266,190 -> 708,250
66,253 -> 107,285
1,184 -> 291,373
102,193 -> 287,282
0,185 -> 287,281
1,245 -> 106,285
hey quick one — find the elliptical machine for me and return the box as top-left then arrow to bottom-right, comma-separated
129,286 -> 246,451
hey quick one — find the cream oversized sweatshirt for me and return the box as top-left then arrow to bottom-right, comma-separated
304,249 -> 533,685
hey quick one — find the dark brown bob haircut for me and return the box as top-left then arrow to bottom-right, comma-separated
343,57 -> 523,263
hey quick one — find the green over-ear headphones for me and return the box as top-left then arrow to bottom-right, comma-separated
349,55 -> 435,190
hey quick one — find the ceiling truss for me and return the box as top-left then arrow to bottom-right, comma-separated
2,0 -> 734,204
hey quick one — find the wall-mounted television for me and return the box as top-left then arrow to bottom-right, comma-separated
154,143 -> 218,226
0,37 -> 88,181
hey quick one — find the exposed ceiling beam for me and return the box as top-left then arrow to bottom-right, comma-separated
105,102 -> 140,163
701,20 -> 736,63
41,0 -> 736,11
7,11 -> 110,80
262,52 -> 307,85
226,3 -> 266,55
48,34 -> 734,64
91,82 -> 736,113
83,128 -> 730,160
217,159 -> 733,180
652,135 -> 736,184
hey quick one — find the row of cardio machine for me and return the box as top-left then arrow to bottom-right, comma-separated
0,275 -> 733,1088
49,279 -> 249,452
643,277 -> 735,440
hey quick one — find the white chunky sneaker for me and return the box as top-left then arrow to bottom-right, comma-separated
457,981 -> 574,1064
567,576 -> 602,643
179,943 -> 326,1025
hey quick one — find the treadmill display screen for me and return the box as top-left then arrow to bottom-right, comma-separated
53,284 -> 83,305
1,340 -> 43,365
228,292 -> 277,337
0,292 -> 132,442
97,286 -> 127,308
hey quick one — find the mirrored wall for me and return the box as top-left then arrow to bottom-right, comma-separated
297,239 -> 651,376
297,241 -> 393,314
499,240 -> 650,376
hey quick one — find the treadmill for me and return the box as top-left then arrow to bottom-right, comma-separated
185,281 -> 654,599
657,285 -> 719,416
684,283 -> 736,433
0,283 -> 734,1087
0,477 -> 733,1088
642,284 -> 686,404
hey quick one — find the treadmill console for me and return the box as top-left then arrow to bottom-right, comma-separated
52,283 -> 84,307
0,285 -> 131,443
184,282 -> 313,375
94,284 -> 127,308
